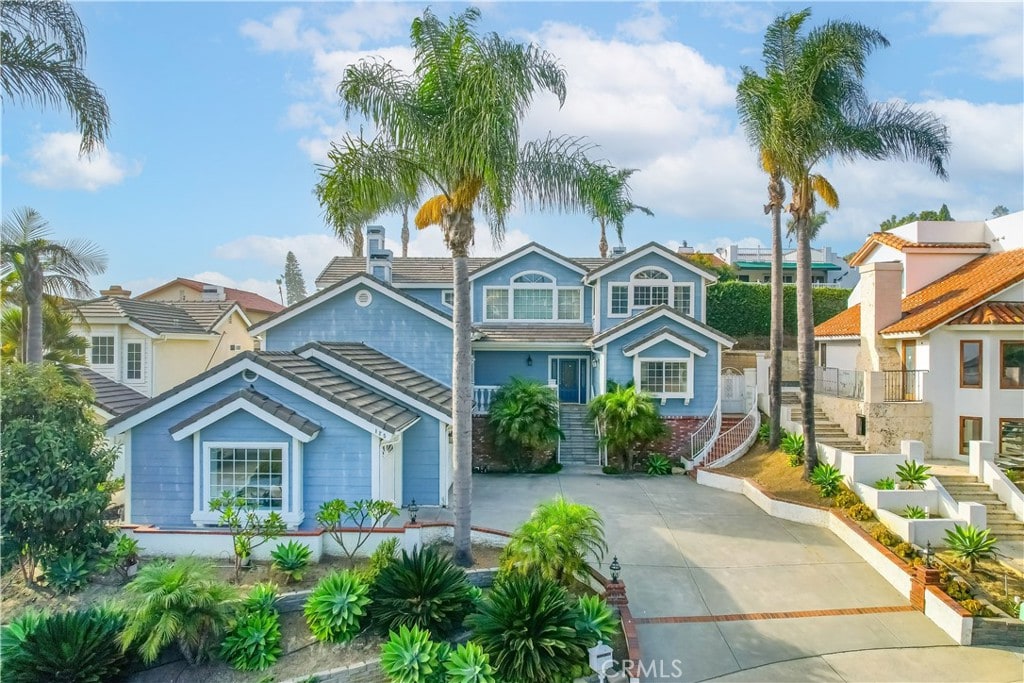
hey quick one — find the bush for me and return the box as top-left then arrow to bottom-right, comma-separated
960,598 -> 989,616
379,625 -> 444,683
757,422 -> 772,444
944,524 -> 998,572
98,534 -> 140,580
304,570 -> 371,643
705,281 -> 851,338
892,542 -> 916,560
896,461 -> 931,490
219,606 -> 282,671
832,489 -> 859,509
787,452 -> 803,467
501,497 -> 607,586
810,463 -> 843,498
869,524 -> 901,548
364,537 -> 400,584
271,540 -> 311,584
575,595 -> 618,645
588,385 -> 667,472
121,557 -> 237,665
645,453 -> 673,476
602,465 -> 622,475
846,503 -> 874,521
488,378 -> 563,472
874,477 -> 896,490
533,461 -> 563,474
371,545 -> 474,638
903,505 -> 927,519
945,577 -> 972,601
44,552 -> 89,594
468,574 -> 590,683
780,432 -> 805,457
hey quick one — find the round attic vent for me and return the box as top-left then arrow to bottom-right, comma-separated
355,289 -> 373,307
241,369 -> 259,384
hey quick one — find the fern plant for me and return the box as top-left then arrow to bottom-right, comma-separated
371,545 -> 474,638
45,552 -> 90,594
903,505 -> 927,519
896,461 -> 931,489
270,540 -> 311,584
810,463 -> 843,498
575,595 -> 619,645
304,570 -> 371,643
379,625 -> 443,683
219,608 -> 282,671
645,453 -> 673,475
944,524 -> 998,572
445,641 -> 497,683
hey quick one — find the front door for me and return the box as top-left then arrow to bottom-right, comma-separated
378,437 -> 403,506
555,358 -> 587,403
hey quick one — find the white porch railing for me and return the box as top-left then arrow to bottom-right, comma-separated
472,385 -> 500,415
689,399 -> 721,464
702,399 -> 760,469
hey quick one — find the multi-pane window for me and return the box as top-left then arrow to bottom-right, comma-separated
91,336 -> 114,365
632,269 -> 670,308
1000,340 -> 1023,389
442,290 -> 454,307
959,416 -> 982,455
513,288 -> 554,320
610,285 -> 629,315
960,340 -> 982,388
209,446 -> 283,510
125,342 -> 142,380
639,360 -> 688,395
557,289 -> 582,320
673,285 -> 692,316
485,289 -> 509,319
485,272 -> 581,322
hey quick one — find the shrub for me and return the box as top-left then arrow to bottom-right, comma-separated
832,489 -> 859,509
944,578 -> 971,601
645,453 -> 673,476
846,503 -> 874,521
98,534 -> 140,580
371,545 -> 474,638
445,641 -> 497,683
304,570 -> 371,643
210,492 -> 286,582
896,461 -> 931,490
903,505 -> 927,519
379,625 -> 444,683
780,432 -> 805,457
1,606 -> 130,682
705,281 -> 851,338
468,574 -> 590,683
121,557 -> 237,665
271,540 -> 312,584
575,595 -> 618,645
44,552 -> 90,594
219,608 -> 282,672
757,422 -> 772,444
892,542 -> 916,560
874,477 -> 896,490
869,524 -> 901,548
534,461 -> 563,474
501,497 -> 607,586
317,498 -> 399,568
602,465 -> 622,475
960,599 -> 989,616
787,452 -> 803,467
244,582 -> 279,613
588,385 -> 667,472
364,537 -> 400,584
810,463 -> 843,498
488,378 -> 563,472
944,524 -> 998,572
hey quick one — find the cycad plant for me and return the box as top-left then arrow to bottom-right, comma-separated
488,378 -> 563,472
588,384 -> 667,471
120,557 -> 237,665
501,497 -> 607,586
944,524 -> 998,572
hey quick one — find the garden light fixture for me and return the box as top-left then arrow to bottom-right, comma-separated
409,498 -> 419,523
609,555 -> 621,583
924,541 -> 934,568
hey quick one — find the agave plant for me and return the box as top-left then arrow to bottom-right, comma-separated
575,595 -> 619,646
501,497 -> 608,586
445,641 -> 497,683
244,582 -> 279,614
903,505 -> 927,520
363,537 -> 400,584
219,608 -> 282,672
809,463 -> 843,498
371,545 -> 474,638
379,625 -> 443,683
304,570 -> 371,643
944,524 -> 998,572
3,606 -> 130,682
44,552 -> 90,594
874,477 -> 896,490
270,540 -> 312,584
896,461 -> 931,490
645,453 -> 673,476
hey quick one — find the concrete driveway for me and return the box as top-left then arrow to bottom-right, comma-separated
464,470 -> 1023,682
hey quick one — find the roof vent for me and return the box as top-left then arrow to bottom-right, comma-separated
611,246 -> 627,258
201,284 -> 225,301
355,289 -> 373,307
241,369 -> 258,384
100,285 -> 132,298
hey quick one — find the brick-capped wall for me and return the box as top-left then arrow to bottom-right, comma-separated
471,416 -> 555,472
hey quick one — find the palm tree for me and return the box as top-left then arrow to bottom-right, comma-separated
315,8 -> 600,565
1,303 -> 87,364
583,164 -> 653,258
587,384 -> 667,472
748,10 -> 950,476
1,207 -> 107,363
1,0 -> 110,154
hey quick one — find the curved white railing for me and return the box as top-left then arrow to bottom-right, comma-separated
689,399 -> 721,465
704,401 -> 760,469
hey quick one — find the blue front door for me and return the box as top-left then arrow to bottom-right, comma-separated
557,359 -> 586,403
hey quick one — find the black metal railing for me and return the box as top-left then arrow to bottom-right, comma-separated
883,369 -> 926,402
814,366 -> 864,400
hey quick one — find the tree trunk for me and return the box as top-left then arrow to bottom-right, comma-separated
352,227 -> 364,257
796,216 -> 818,477
25,261 -> 44,364
598,218 -> 608,259
448,209 -> 475,567
768,174 -> 785,449
401,207 -> 410,258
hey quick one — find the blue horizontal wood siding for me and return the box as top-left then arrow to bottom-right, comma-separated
263,288 -> 453,384
401,417 -> 440,506
473,350 -> 553,386
472,252 -> 587,324
597,252 -> 707,331
403,288 -> 449,312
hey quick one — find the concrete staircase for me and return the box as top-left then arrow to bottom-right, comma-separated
935,473 -> 1024,541
558,404 -> 600,466
784,393 -> 867,454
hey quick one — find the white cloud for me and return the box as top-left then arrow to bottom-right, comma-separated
700,3 -> 773,35
190,271 -> 282,303
919,99 -> 1023,175
213,233 -> 344,283
241,4 -> 417,54
927,3 -> 1024,79
386,226 -> 533,258
616,3 -> 672,43
23,132 -> 141,191
240,7 -> 318,52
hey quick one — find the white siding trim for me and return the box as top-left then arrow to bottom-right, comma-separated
623,332 -> 709,358
123,431 -> 133,523
371,436 -> 382,500
192,433 -> 202,521
292,438 -> 304,521
468,243 -> 587,280
592,307 -> 735,348
633,355 -> 695,400
170,397 -> 321,443
191,440 -> 300,527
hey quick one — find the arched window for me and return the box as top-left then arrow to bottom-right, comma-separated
483,271 -> 582,322
630,267 -> 671,308
608,267 -> 694,317
512,272 -> 553,284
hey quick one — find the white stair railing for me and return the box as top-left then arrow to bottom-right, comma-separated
704,400 -> 760,469
689,399 -> 721,466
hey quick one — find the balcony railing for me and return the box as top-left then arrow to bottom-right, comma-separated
815,366 -> 864,400
883,370 -> 926,402
472,385 -> 500,415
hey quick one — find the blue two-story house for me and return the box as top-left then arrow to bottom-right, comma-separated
106,227 -> 740,530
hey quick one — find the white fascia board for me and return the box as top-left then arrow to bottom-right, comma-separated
471,342 -> 590,351
593,308 -> 734,349
394,282 -> 449,289
623,332 -> 709,358
814,335 -> 861,341
583,243 -> 717,284
126,321 -> 161,338
210,305 -> 253,331
170,397 -> 320,443
469,243 -> 586,281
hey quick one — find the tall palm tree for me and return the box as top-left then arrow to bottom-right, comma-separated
748,10 -> 950,476
1,207 -> 107,363
583,165 -> 653,258
1,0 -> 110,154
315,8 -> 599,565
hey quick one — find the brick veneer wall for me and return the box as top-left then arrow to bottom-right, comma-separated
471,416 -> 554,472
655,417 -> 705,460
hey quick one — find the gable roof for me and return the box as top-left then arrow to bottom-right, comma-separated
621,326 -> 710,357
847,232 -> 990,267
583,242 -> 718,283
75,297 -> 229,336
168,301 -> 251,330
469,242 -> 587,280
590,305 -> 736,348
296,341 -> 452,419
472,324 -> 593,345
169,388 -> 322,442
72,366 -> 148,416
249,273 -> 453,335
814,249 -> 1024,338
948,302 -> 1024,326
136,278 -> 284,314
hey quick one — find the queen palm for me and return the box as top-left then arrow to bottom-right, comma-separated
584,164 -> 653,258
315,8 -> 600,565
1,207 -> 107,364
1,0 -> 110,153
746,10 -> 949,475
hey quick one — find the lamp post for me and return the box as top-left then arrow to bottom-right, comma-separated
609,556 -> 621,583
408,499 -> 419,524
604,555 -> 627,606
924,541 -> 934,569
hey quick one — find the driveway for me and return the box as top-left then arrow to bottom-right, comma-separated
464,470 -> 1023,682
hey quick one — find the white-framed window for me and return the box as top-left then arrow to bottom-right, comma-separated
609,285 -> 629,316
608,268 -> 695,318
635,357 -> 692,398
207,443 -> 287,511
125,342 -> 142,380
442,290 -> 454,307
673,284 -> 693,316
91,336 -> 114,365
632,268 -> 670,308
483,271 -> 582,322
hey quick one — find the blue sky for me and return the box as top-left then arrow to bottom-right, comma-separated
3,1 -> 1021,301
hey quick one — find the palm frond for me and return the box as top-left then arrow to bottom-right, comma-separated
810,174 -> 839,209
415,194 -> 448,230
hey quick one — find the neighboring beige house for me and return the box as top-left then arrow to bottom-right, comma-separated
813,212 -> 1024,459
72,286 -> 256,396
134,277 -> 284,325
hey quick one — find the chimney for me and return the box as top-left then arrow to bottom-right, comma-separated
857,261 -> 903,372
611,245 -> 628,258
100,285 -> 131,298
365,225 -> 393,283
677,240 -> 694,255
201,284 -> 225,301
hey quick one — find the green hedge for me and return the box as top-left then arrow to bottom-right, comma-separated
706,281 -> 851,338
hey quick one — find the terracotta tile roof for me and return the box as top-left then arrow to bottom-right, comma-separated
847,232 -> 989,267
948,302 -> 1024,325
136,278 -> 284,314
814,250 -> 1024,338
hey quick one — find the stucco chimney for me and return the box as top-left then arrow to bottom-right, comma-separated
100,285 -> 131,298
857,261 -> 903,372
677,240 -> 695,255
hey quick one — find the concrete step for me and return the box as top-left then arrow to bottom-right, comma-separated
935,475 -> 980,484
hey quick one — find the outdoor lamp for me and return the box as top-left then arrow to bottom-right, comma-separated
609,556 -> 621,583
924,541 -> 934,568
409,499 -> 419,524
526,354 -> 533,367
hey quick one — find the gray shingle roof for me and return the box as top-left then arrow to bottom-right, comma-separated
590,305 -> 737,347
72,366 -> 148,416
166,301 -> 241,329
473,324 -> 594,344
621,326 -> 710,356
75,297 -> 238,335
300,342 -> 452,416
169,388 -> 321,438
